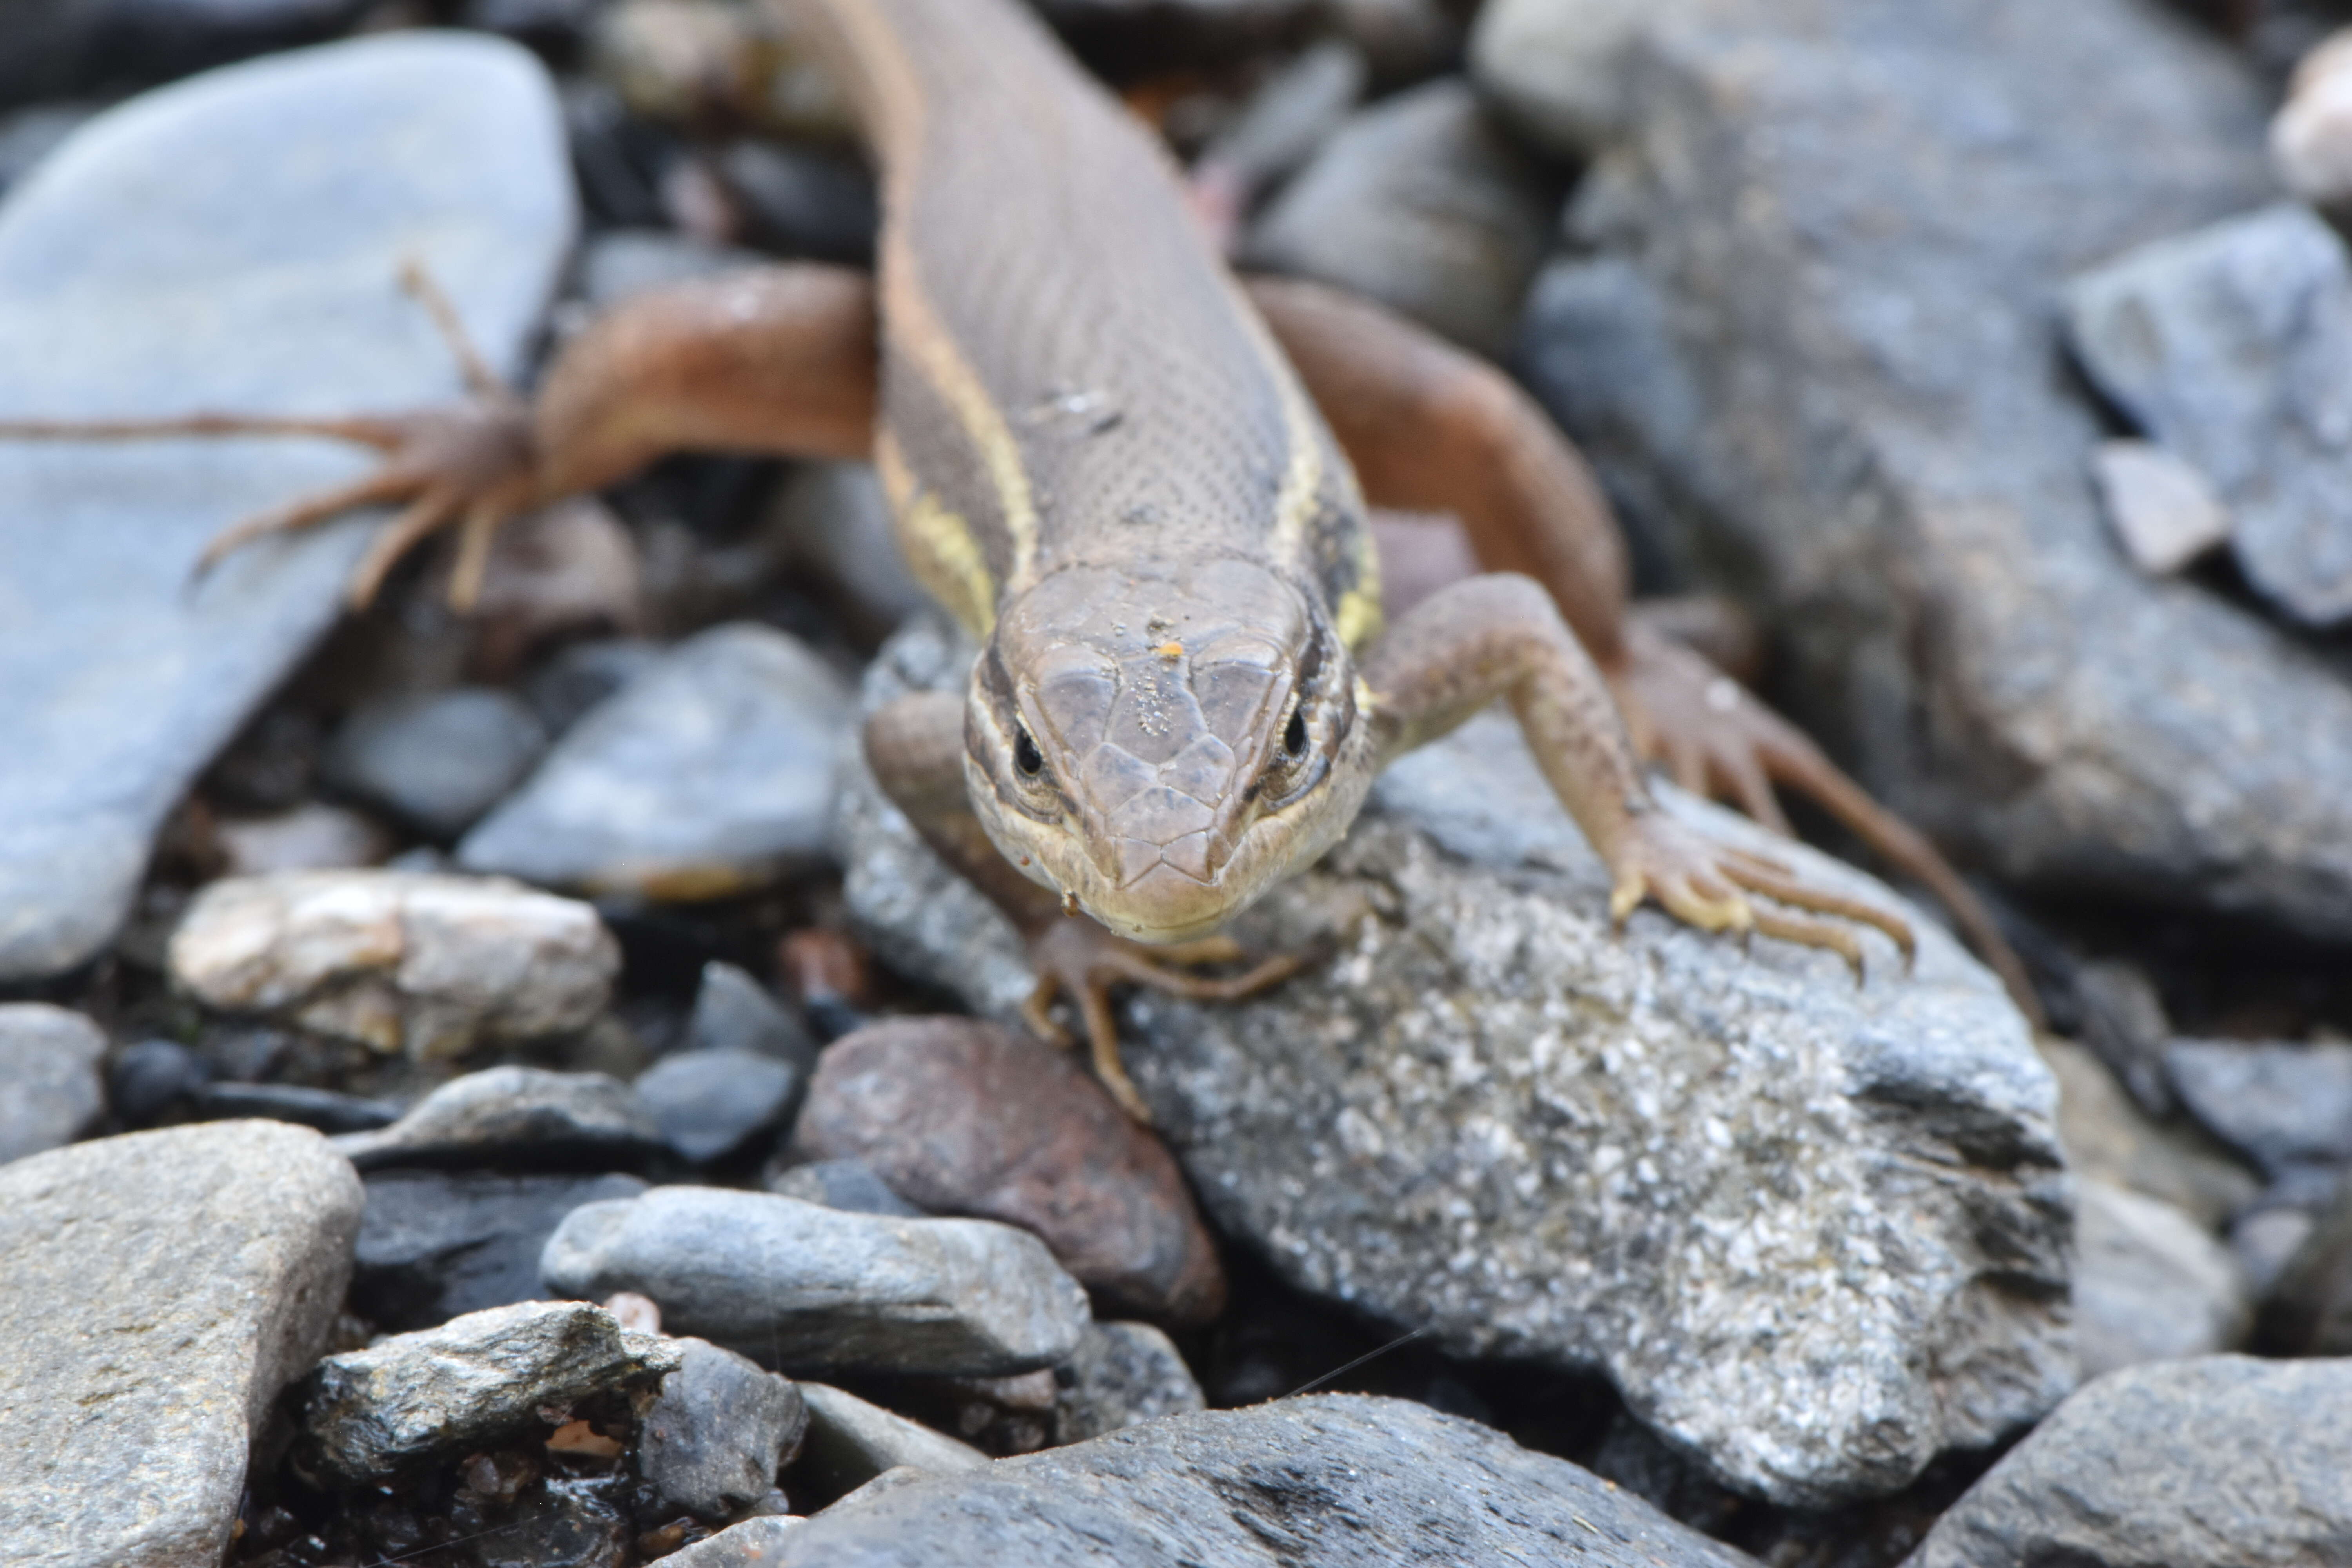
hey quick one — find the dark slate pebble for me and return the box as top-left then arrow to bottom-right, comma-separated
641,1338 -> 809,1521
354,1169 -> 648,1331
792,1018 -> 1226,1324
717,141 -> 877,265
634,1048 -> 806,1166
686,960 -> 816,1064
108,1037 -> 207,1127
192,1080 -> 400,1134
333,1066 -> 667,1172
0,0 -> 372,109
522,636 -> 665,735
324,686 -> 550,840
765,1158 -> 923,1219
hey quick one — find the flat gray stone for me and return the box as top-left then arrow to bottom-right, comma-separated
839,619 -> 2069,1507
1516,0 -> 2352,941
2067,204 -> 2352,626
323,687 -> 549,839
1054,1321 -> 1206,1446
642,1339 -> 808,1521
0,1122 -> 362,1568
2166,1038 -> 2352,1178
792,1382 -> 987,1498
353,1169 -> 650,1330
1906,1356 -> 2352,1568
293,1299 -> 680,1485
2073,1178 -> 2249,1380
779,1396 -> 1757,1568
635,1047 -> 807,1165
460,621 -> 854,900
0,1002 -> 105,1163
686,959 -> 817,1062
1468,0 -> 1671,157
2089,439 -> 2233,576
661,1515 -> 807,1568
334,1065 -> 664,1171
0,33 -> 573,980
539,1185 -> 1092,1378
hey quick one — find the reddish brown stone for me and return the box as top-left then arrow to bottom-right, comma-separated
792,1018 -> 1226,1324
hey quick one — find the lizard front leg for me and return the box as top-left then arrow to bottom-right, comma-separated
1363,573 -> 1915,975
864,691 -> 1302,1122
0,261 -> 878,609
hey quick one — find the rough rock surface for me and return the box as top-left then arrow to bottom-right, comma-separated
334,1066 -> 664,1171
2073,1178 -> 2249,1379
1054,1321 -> 1207,1445
775,1396 -> 1759,1567
540,1185 -> 1093,1377
0,1122 -> 362,1568
1906,1356 -> 2352,1568
2038,1036 -> 2254,1230
2165,1038 -> 2352,1178
2066,203 -> 2352,627
839,619 -> 2069,1506
169,870 -> 619,1060
1515,0 -> 2352,939
641,1339 -> 808,1521
638,1047 -> 808,1166
661,1515 -> 806,1568
353,1169 -> 648,1330
323,687 -> 550,839
460,622 -> 854,900
793,1017 -> 1227,1324
792,1382 -> 988,1499
0,1002 -> 105,1163
294,1300 -> 680,1485
0,34 -> 573,980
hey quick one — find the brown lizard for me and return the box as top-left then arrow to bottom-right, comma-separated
0,0 -> 2038,1118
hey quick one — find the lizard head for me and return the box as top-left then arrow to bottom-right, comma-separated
964,557 -> 1378,944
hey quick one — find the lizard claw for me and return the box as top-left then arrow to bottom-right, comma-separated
1020,918 -> 1309,1123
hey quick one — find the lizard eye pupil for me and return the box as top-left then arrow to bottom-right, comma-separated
1014,727 -> 1044,778
1283,710 -> 1308,758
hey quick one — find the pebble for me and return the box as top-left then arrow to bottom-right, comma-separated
2089,438 -> 2233,576
717,141 -> 878,264
635,1048 -> 807,1166
1468,0 -> 1666,156
2165,1038 -> 2352,1178
0,1002 -> 105,1163
2072,1178 -> 2249,1379
335,1065 -> 666,1172
774,1395 -> 1755,1567
1,0 -> 372,108
192,1079 -> 400,1134
169,869 -> 619,1061
766,1156 -> 924,1218
761,463 -> 929,647
2273,27 -> 2352,209
294,1299 -> 681,1485
2038,1036 -> 2255,1230
1909,1356 -> 2352,1568
790,1382 -> 987,1501
324,687 -> 550,840
588,0 -> 855,141
687,959 -> 817,1062
1192,40 -> 1366,229
214,801 -> 392,877
0,33 -> 573,982
658,1515 -> 806,1568
2258,1176 -> 2352,1354
354,1169 -> 649,1331
2071,957 -> 2177,1117
641,1339 -> 809,1521
1054,1321 -> 1207,1446
539,1185 -> 1093,1377
108,1036 -> 207,1126
0,1122 -> 361,1560
1245,78 -> 1559,357
841,619 -> 2067,1508
459,622 -> 855,900
2067,203 -> 2352,627
793,1017 -> 1226,1324
523,635 -> 666,736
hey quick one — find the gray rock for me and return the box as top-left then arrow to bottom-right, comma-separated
2166,1038 -> 2352,1178
718,141 -> 877,265
0,1122 -> 362,1566
169,869 -> 619,1061
777,1395 -> 1757,1568
2039,1036 -> 2256,1231
2234,1202 -> 2319,1299
1054,1321 -> 1206,1445
294,1299 -> 681,1485
2073,1178 -> 2249,1379
0,34 -> 573,982
2067,205 -> 2352,626
0,102 -> 96,200
661,1515 -> 806,1568
791,1382 -> 987,1499
0,0 -> 373,109
575,229 -> 767,310
688,959 -> 817,1063
354,1169 -> 649,1330
0,1002 -> 104,1163
2259,1175 -> 2352,1355
2071,958 -> 2177,1118
2089,439 -> 2233,576
1468,0 -> 1674,156
635,1048 -> 806,1165
642,1338 -> 809,1521
1197,40 -> 1367,199
839,619 -> 2069,1507
522,635 -> 665,735
1516,0 -> 2352,941
214,802 -> 392,877
761,463 -> 928,645
107,1037 -> 206,1126
335,1065 -> 663,1172
1905,1356 -> 2352,1568
324,687 -> 550,839
460,622 -> 855,900
1245,79 -> 1561,357
766,1157 -> 924,1218
192,1079 -> 399,1134
539,1185 -> 1092,1377
2274,30 -> 2352,210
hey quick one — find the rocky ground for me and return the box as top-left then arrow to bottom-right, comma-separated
3,0 -> 2352,1565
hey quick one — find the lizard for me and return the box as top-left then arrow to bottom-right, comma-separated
0,0 -> 2039,1119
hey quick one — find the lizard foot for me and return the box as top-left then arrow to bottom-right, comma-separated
1018,918 -> 1308,1123
1613,611 -> 2042,1026
0,260 -> 537,613
1610,808 -> 1916,985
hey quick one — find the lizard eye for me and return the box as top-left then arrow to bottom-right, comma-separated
1283,708 -> 1308,759
1013,725 -> 1045,779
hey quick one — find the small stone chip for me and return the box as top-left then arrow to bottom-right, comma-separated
2090,439 -> 2232,576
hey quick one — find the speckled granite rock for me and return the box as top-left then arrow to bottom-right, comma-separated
0,34 -> 573,980
838,619 -> 2068,1507
0,1122 -> 362,1568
